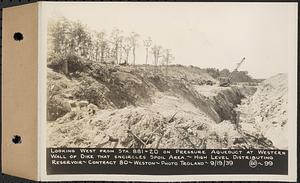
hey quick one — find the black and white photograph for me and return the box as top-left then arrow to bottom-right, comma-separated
45,2 -> 293,151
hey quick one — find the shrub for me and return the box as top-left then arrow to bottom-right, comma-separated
47,52 -> 64,72
47,52 -> 87,74
47,96 -> 71,121
205,68 -> 220,79
72,76 -> 111,109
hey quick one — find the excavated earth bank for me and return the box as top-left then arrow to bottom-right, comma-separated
236,73 -> 288,149
47,64 -> 287,149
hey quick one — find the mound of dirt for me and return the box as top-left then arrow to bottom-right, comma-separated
237,73 -> 288,149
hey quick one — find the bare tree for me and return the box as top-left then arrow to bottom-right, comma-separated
162,49 -> 175,74
130,32 -> 139,65
122,37 -> 132,65
118,38 -> 123,64
94,31 -> 108,63
143,37 -> 152,65
111,28 -> 123,64
152,45 -> 163,66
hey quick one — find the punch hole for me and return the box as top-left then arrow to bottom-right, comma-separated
13,32 -> 24,41
12,135 -> 22,144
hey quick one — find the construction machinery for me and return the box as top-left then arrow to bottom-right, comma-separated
219,57 -> 246,87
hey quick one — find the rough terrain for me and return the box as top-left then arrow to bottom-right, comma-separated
47,63 -> 288,150
236,73 -> 288,149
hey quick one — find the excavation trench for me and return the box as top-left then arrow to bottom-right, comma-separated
198,85 -> 280,150
193,85 -> 257,124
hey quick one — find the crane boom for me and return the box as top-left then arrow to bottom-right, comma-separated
234,57 -> 246,71
219,57 -> 246,87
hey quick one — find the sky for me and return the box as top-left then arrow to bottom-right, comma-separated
42,2 -> 297,79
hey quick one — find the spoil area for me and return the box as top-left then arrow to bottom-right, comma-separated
47,64 -> 287,150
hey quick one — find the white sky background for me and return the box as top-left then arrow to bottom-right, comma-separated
42,2 -> 297,79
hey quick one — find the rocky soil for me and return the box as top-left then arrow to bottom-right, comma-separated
236,73 -> 288,149
47,63 -> 288,150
